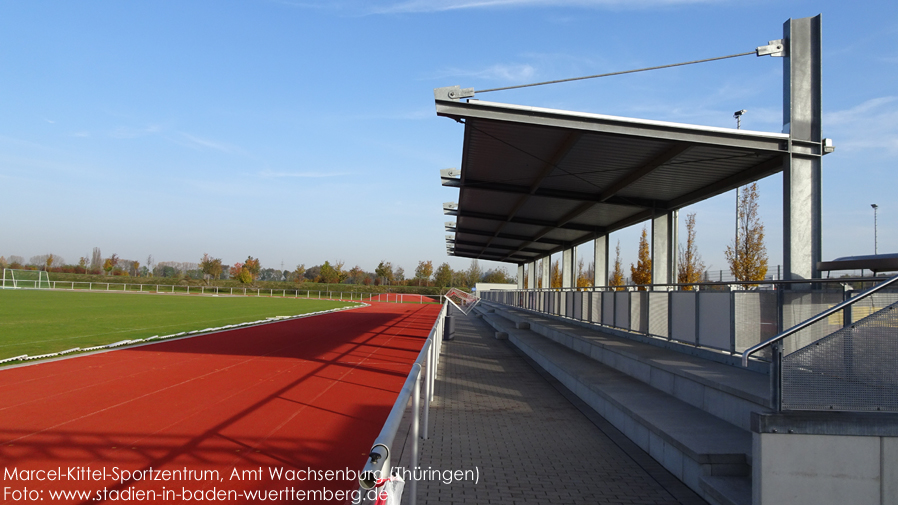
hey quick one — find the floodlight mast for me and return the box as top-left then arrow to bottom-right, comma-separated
733,109 -> 747,272
872,204 -> 879,255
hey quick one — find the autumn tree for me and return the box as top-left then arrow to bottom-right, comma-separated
434,262 -> 453,288
394,266 -> 405,283
334,260 -> 349,283
550,260 -> 562,288
415,260 -> 434,286
451,269 -> 467,288
678,213 -> 707,290
244,256 -> 261,281
466,259 -> 483,288
201,254 -> 223,282
348,265 -> 366,284
131,261 -> 140,277
320,261 -> 339,283
483,267 -> 513,284
576,257 -> 593,288
375,261 -> 394,285
230,262 -> 253,284
91,247 -> 102,271
103,254 -> 119,275
78,257 -> 88,269
630,227 -> 652,290
293,264 -> 306,283
725,183 -> 768,286
610,241 -> 625,291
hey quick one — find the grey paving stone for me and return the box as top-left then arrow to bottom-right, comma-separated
393,307 -> 707,505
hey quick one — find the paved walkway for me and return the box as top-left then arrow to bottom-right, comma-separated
395,306 -> 707,505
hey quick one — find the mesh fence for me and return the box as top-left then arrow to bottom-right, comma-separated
782,302 -> 898,412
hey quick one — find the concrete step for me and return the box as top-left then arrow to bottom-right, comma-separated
701,476 -> 751,505
476,309 -> 752,505
481,301 -> 771,431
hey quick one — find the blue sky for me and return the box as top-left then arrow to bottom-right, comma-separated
1,0 -> 896,277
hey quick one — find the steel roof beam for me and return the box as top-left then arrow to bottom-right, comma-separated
455,209 -> 602,233
454,226 -> 568,246
453,239 -> 546,254
459,178 -> 660,208
450,246 -> 531,262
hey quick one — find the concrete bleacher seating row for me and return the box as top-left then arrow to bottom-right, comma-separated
475,300 -> 774,505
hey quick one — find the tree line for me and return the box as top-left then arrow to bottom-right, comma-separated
0,250 -> 516,290
1,184 -> 769,290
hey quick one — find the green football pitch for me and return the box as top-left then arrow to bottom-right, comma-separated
0,290 -> 355,363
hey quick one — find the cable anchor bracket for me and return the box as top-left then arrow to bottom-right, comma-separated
756,39 -> 786,57
434,85 -> 475,102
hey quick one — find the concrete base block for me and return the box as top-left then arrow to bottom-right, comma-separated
516,321 -> 530,329
495,331 -> 508,340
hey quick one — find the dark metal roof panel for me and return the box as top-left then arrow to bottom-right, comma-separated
439,97 -> 791,264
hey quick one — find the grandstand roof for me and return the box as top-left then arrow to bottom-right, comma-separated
436,93 -> 793,264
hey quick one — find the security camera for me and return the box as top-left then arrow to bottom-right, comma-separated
734,109 -> 747,118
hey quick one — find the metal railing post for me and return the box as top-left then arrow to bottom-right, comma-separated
423,341 -> 431,440
410,369 -> 421,505
772,341 -> 783,412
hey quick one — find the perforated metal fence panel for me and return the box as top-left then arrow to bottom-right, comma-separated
782,302 -> 898,412
602,292 -> 615,325
782,291 -> 844,355
670,292 -> 697,344
615,292 -> 630,329
735,291 -> 777,357
630,292 -> 646,333
648,292 -> 669,339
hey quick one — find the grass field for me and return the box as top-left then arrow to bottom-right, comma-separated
0,289 -> 356,362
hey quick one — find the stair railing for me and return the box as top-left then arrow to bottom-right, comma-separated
741,273 -> 898,411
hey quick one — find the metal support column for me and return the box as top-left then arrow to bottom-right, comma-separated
562,248 -> 575,287
652,211 -> 678,286
541,256 -> 550,289
594,235 -> 609,287
517,264 -> 525,289
561,247 -> 575,314
527,261 -> 536,289
783,14 -> 823,284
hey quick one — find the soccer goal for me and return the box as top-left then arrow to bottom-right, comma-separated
1,269 -> 51,289
445,287 -> 479,315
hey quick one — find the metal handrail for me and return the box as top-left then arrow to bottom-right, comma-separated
741,272 -> 898,367
357,299 -> 447,504
497,275 -> 885,292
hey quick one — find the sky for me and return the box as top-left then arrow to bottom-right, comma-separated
1,0 -> 896,278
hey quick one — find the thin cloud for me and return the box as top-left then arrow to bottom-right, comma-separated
179,133 -> 239,153
430,63 -> 536,83
272,0 -> 719,15
373,0 -> 720,14
824,96 -> 898,155
109,125 -> 162,139
259,169 -> 352,178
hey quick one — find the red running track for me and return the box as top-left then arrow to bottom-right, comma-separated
0,302 -> 440,504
